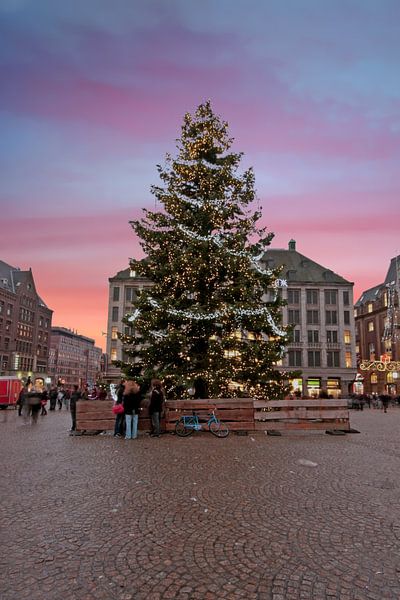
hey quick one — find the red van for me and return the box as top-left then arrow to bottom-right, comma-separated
0,376 -> 23,409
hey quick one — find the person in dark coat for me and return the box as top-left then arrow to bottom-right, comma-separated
122,380 -> 142,440
69,385 -> 82,433
113,379 -> 125,438
25,378 -> 46,424
380,394 -> 390,413
49,387 -> 58,411
149,379 -> 165,437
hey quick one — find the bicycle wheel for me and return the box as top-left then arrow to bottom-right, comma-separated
175,419 -> 193,437
209,420 -> 229,438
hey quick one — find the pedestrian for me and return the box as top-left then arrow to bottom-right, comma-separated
122,380 -> 142,440
63,389 -> 70,410
25,378 -> 46,424
149,379 -> 165,437
113,379 -> 125,438
16,386 -> 25,416
57,388 -> 65,410
69,384 -> 82,433
49,387 -> 58,410
40,389 -> 48,416
380,393 -> 390,413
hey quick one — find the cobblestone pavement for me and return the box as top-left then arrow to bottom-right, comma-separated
1,407 -> 400,600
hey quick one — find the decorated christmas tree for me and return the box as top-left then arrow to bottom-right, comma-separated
118,101 -> 289,399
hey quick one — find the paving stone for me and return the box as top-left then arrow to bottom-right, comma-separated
1,409 -> 400,599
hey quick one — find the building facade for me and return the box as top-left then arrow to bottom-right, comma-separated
105,242 -> 357,397
354,255 -> 400,396
261,240 -> 357,398
0,260 -> 53,380
48,327 -> 102,388
105,266 -> 153,380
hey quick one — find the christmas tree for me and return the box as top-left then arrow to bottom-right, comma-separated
118,101 -> 289,399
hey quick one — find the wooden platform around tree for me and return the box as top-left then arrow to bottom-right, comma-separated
254,398 -> 350,432
75,397 -> 350,434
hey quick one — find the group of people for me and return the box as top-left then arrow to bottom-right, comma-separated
15,376 -> 165,436
113,378 -> 165,439
351,393 -> 399,412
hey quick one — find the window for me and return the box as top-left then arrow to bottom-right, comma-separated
290,329 -> 300,343
287,289 -> 300,305
307,330 -> 319,343
113,287 -> 120,302
345,351 -> 352,368
306,289 -> 318,305
344,330 -> 351,344
367,302 -> 373,313
110,348 -> 117,361
111,326 -> 118,340
288,310 -> 300,325
129,269 -> 136,278
326,310 -> 337,325
371,373 -> 377,384
368,343 -> 375,358
112,307 -> 119,322
327,330 -> 338,343
343,291 -> 350,306
327,351 -> 340,368
308,351 -> 321,367
125,287 -> 136,302
288,350 -> 302,367
324,290 -> 337,305
387,372 -> 394,383
368,321 -> 374,332
344,311 -> 350,325
306,310 -> 319,325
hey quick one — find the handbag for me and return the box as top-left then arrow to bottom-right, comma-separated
112,403 -> 124,415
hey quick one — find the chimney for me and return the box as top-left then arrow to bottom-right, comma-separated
288,239 -> 296,251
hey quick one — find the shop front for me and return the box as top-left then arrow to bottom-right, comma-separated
326,377 -> 341,398
307,377 -> 321,398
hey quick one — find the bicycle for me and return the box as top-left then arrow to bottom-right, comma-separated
175,408 -> 229,438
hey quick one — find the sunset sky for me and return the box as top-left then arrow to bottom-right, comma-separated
1,0 -> 399,351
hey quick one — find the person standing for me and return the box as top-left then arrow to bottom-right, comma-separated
57,388 -> 65,410
149,379 -> 165,437
69,385 -> 82,433
113,379 -> 125,438
380,393 -> 390,413
25,379 -> 46,424
49,387 -> 58,411
122,380 -> 142,440
16,386 -> 26,416
40,389 -> 48,416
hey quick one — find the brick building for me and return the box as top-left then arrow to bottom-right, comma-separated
354,255 -> 400,396
0,260 -> 53,380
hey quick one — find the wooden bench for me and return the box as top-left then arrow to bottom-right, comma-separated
76,400 -> 153,433
254,398 -> 350,432
164,398 -> 254,432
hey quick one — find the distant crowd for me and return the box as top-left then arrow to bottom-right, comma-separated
16,377 -> 165,438
349,392 -> 400,412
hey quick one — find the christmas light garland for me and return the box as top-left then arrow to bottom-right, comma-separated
127,296 -> 285,337
176,224 -> 275,275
